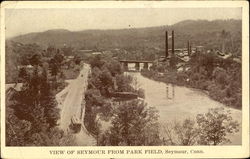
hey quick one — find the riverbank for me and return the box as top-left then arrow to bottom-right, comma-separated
141,69 -> 241,110
83,56 -> 148,145
129,72 -> 241,145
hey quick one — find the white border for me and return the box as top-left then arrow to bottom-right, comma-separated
1,1 -> 249,158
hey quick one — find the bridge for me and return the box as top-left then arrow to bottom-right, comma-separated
119,60 -> 154,71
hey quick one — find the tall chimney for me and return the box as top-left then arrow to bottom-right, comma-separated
187,41 -> 190,56
189,42 -> 192,56
165,31 -> 168,58
172,30 -> 174,57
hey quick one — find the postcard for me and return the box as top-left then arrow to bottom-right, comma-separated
1,1 -> 249,158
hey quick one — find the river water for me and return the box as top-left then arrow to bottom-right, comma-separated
127,72 -> 242,145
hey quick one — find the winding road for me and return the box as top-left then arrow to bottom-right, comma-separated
56,63 -> 96,146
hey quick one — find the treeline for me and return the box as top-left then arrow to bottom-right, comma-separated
142,53 -> 242,109
6,41 -> 80,83
6,65 -> 75,146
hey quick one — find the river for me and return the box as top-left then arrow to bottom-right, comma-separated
127,72 -> 242,145
5,66 -> 242,145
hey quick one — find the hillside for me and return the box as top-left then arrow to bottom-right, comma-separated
8,19 -> 241,52
5,19 -> 242,83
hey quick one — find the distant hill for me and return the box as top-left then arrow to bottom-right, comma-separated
5,19 -> 242,83
8,19 -> 242,51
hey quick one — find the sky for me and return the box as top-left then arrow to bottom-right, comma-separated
5,8 -> 241,38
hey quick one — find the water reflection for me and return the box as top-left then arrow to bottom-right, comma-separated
128,72 -> 242,145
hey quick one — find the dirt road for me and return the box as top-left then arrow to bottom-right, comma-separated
56,63 -> 96,146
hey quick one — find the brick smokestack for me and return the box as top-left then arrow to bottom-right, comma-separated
165,31 -> 168,58
187,41 -> 190,56
172,30 -> 174,57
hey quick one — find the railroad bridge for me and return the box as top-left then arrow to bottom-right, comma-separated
119,60 -> 154,71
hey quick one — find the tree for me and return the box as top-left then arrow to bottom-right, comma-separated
7,64 -> 64,146
162,119 -> 199,146
54,52 -> 64,64
104,59 -> 122,76
74,56 -> 81,65
196,107 -> 239,145
98,67 -> 114,96
6,107 -> 31,146
99,100 -> 161,146
173,119 -> 199,145
40,88 -> 60,127
89,55 -> 104,69
115,74 -> 133,92
29,54 -> 41,66
18,67 -> 29,82
84,88 -> 105,134
212,67 -> 229,88
49,58 -> 60,88
36,67 -> 60,127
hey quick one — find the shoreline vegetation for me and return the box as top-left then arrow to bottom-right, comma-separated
83,55 -> 240,146
84,55 -> 148,141
141,53 -> 242,110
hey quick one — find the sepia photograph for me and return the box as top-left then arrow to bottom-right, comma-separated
1,1 -> 249,158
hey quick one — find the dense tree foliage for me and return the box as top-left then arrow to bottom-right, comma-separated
196,107 -> 239,145
5,41 -> 79,83
6,54 -> 74,146
5,42 -> 43,83
99,100 -> 161,146
84,56 -> 148,144
162,107 -> 239,146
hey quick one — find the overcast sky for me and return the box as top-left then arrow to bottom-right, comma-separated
5,8 -> 241,38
